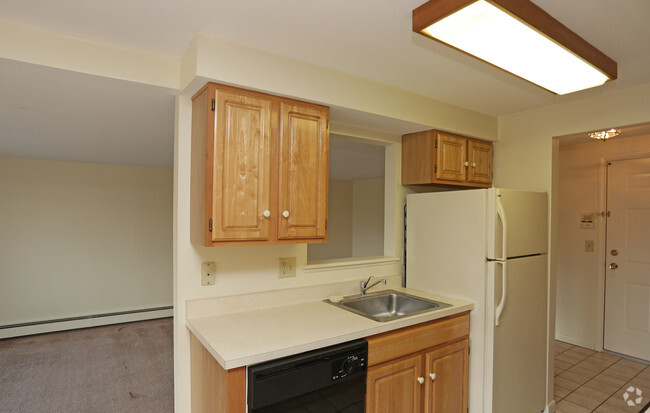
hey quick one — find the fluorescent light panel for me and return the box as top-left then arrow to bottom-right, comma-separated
417,0 -> 613,95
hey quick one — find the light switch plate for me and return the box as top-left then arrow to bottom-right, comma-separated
279,257 -> 296,278
202,262 -> 216,286
585,240 -> 594,252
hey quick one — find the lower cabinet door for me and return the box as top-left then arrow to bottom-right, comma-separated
366,354 -> 423,413
423,339 -> 469,413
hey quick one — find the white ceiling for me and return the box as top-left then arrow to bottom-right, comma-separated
2,0 -> 650,116
1,0 -> 650,168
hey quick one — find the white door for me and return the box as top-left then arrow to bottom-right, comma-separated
604,157 -> 650,361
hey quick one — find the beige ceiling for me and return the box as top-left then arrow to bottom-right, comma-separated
1,0 -> 650,168
0,58 -> 176,167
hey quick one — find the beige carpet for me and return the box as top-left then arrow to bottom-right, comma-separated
0,318 -> 173,413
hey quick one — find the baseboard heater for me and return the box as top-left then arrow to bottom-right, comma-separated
0,306 -> 173,338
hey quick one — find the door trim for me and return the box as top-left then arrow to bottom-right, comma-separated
595,150 -> 650,352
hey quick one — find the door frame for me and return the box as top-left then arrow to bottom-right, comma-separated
595,150 -> 650,351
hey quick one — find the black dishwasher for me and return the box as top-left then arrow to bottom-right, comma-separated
248,339 -> 367,413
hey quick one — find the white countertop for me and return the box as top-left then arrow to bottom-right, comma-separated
186,286 -> 473,370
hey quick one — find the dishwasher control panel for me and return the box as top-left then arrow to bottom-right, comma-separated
331,352 -> 367,381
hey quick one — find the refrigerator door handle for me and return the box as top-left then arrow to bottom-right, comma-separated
495,261 -> 507,326
496,196 -> 508,260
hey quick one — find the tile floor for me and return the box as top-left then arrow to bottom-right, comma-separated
555,340 -> 650,413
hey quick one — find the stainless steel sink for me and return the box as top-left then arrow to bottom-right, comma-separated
327,289 -> 451,322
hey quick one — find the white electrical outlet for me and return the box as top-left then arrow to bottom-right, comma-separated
202,262 -> 216,286
279,257 -> 296,278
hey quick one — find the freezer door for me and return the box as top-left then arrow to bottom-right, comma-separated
486,188 -> 548,259
487,256 -> 548,413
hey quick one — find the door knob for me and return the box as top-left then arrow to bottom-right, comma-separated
609,263 -> 618,270
471,162 -> 476,168
611,249 -> 618,256
282,211 -> 290,218
464,161 -> 469,167
417,377 -> 425,384
429,373 -> 436,381
263,210 -> 271,218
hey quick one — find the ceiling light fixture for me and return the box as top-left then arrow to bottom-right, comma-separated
412,0 -> 617,95
588,128 -> 620,141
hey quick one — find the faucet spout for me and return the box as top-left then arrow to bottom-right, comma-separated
360,276 -> 387,296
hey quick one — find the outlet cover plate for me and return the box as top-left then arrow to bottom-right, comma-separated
202,262 -> 216,286
279,257 -> 296,278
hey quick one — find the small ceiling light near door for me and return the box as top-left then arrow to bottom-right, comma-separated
588,129 -> 621,141
412,0 -> 617,95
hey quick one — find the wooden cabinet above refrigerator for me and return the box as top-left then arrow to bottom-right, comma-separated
402,130 -> 492,187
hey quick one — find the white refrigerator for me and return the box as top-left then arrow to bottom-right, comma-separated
406,188 -> 548,413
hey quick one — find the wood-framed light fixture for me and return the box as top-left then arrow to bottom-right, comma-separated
413,0 -> 618,95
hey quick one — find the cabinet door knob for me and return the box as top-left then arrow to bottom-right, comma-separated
429,373 -> 436,381
471,162 -> 476,168
263,210 -> 271,218
609,262 -> 618,270
464,161 -> 469,167
282,211 -> 290,218
417,377 -> 425,384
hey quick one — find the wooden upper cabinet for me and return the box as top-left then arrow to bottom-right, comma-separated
467,139 -> 493,184
190,83 -> 329,246
278,102 -> 329,240
211,90 -> 272,242
402,130 -> 492,188
435,132 -> 468,183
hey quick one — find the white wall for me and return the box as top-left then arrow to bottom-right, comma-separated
0,157 -> 173,327
496,83 -> 650,409
307,180 -> 353,261
308,178 -> 385,261
352,178 -> 385,257
556,134 -> 650,348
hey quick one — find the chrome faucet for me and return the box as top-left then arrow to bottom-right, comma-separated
360,276 -> 387,296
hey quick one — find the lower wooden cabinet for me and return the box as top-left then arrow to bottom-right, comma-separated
365,313 -> 470,413
189,313 -> 469,413
366,354 -> 423,413
423,338 -> 469,413
190,333 -> 246,413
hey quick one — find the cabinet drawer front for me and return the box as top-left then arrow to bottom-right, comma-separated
277,102 -> 329,240
212,90 -> 272,241
366,313 -> 469,366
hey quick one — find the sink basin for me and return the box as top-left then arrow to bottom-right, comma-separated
327,289 -> 451,322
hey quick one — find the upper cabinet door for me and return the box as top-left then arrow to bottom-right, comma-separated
435,132 -> 468,183
277,101 -> 329,240
211,89 -> 272,241
467,140 -> 493,184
